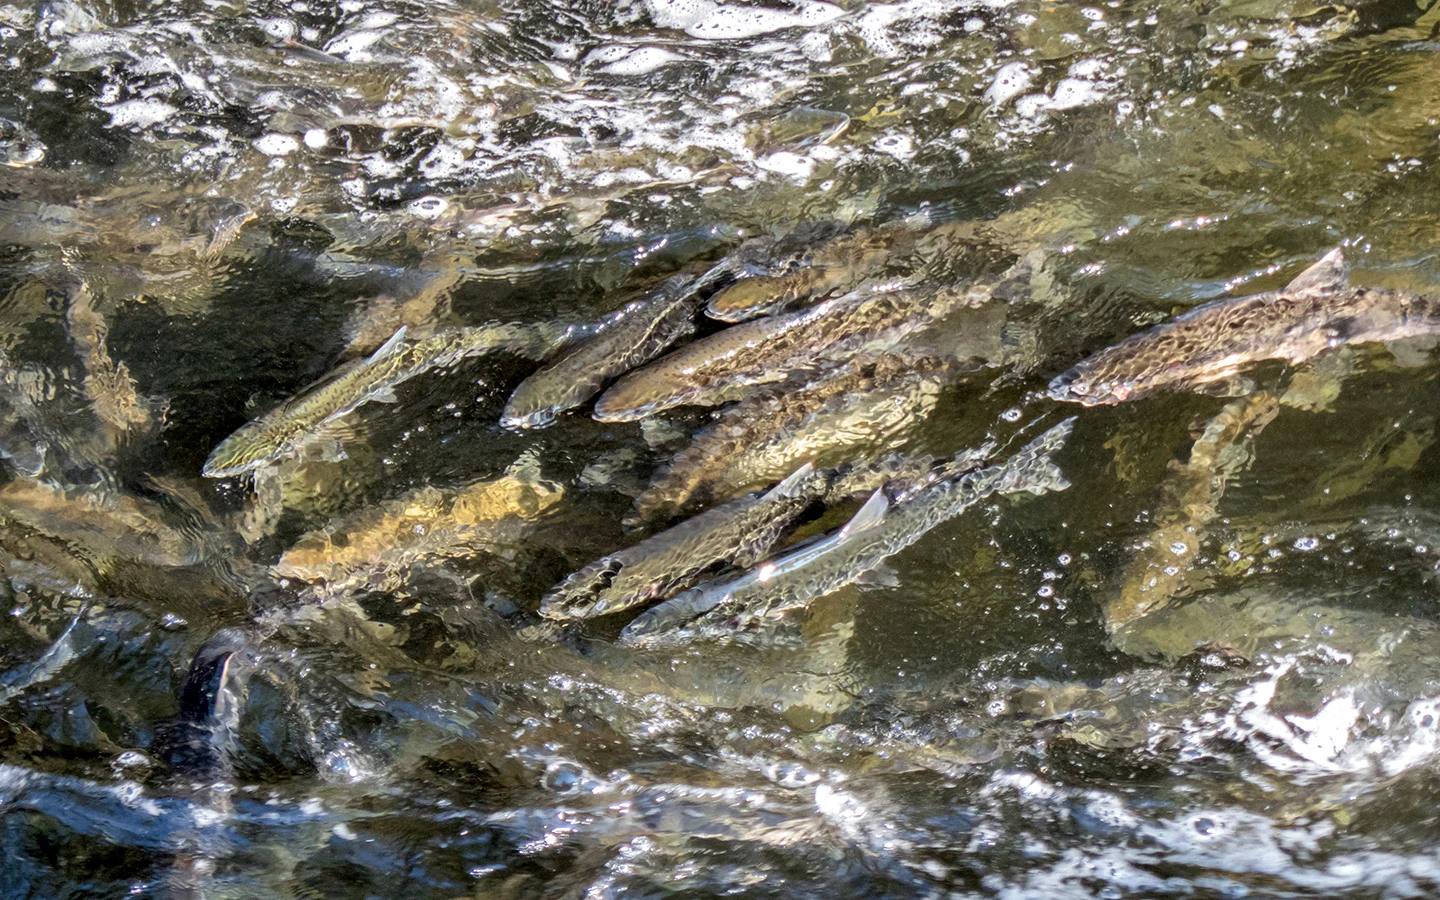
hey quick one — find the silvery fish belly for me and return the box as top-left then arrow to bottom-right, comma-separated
630,354 -> 952,527
619,419 -> 1074,647
1048,248 -> 1440,405
538,463 -> 823,621
593,281 -> 977,423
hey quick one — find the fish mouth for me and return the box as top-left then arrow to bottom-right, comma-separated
1046,370 -> 1086,403
201,451 -> 250,478
499,402 -> 555,430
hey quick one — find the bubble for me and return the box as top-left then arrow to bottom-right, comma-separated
1293,536 -> 1319,551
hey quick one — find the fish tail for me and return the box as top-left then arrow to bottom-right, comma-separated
997,418 -> 1075,496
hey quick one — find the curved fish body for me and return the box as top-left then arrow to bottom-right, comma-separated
204,321 -> 567,477
1106,392 -> 1281,632
594,282 -> 979,423
1049,248 -> 1440,405
501,271 -> 720,429
619,419 -> 1074,647
707,218 -> 984,322
538,463 -> 822,621
630,355 -> 952,526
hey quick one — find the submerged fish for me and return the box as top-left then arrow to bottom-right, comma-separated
1106,392 -> 1281,631
594,281 -> 985,422
203,321 -> 567,477
630,355 -> 953,526
706,218 -> 986,322
501,271 -> 721,429
1049,248 -> 1440,405
539,463 -> 822,621
619,419 -> 1074,647
273,452 -> 563,591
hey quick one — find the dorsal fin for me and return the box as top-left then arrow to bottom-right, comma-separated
1283,248 -> 1347,294
367,326 -> 408,362
840,488 -> 888,537
764,462 -> 815,501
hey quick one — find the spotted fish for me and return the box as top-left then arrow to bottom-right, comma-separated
1049,248 -> 1440,405
538,463 -> 821,621
594,281 -> 984,422
629,355 -> 952,526
619,419 -> 1074,647
706,218 -> 987,322
204,321 -> 566,477
501,271 -> 723,429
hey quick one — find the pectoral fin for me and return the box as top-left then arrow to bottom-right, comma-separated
853,562 -> 900,590
367,326 -> 408,362
1283,248 -> 1347,295
763,461 -> 816,500
840,488 -> 889,538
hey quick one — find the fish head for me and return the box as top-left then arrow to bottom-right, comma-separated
202,424 -> 278,478
1047,366 -> 1135,406
592,372 -> 688,422
499,387 -> 557,430
707,276 -> 785,322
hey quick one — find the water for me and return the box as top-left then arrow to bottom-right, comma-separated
3,0 -> 1440,896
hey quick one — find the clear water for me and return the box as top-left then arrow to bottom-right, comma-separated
3,0 -> 1440,896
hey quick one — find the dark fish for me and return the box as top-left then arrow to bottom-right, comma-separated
594,281 -> 983,422
204,321 -> 567,477
539,463 -> 821,620
630,355 -> 952,526
501,271 -> 721,429
706,218 -> 985,322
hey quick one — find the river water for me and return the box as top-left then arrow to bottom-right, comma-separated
3,0 -> 1440,896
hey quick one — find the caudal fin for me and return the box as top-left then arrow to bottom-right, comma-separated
997,418 -> 1075,496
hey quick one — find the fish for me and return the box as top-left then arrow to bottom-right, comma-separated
1106,392 -> 1282,631
629,355 -> 952,526
618,419 -> 1074,647
203,321 -> 568,477
538,463 -> 822,621
706,218 -> 986,322
501,271 -> 721,429
593,281 -> 985,423
273,452 -> 563,591
0,478 -> 215,570
1048,248 -> 1440,405
65,280 -> 163,436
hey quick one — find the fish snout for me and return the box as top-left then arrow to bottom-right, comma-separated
1047,368 -> 1128,406
1046,369 -> 1088,403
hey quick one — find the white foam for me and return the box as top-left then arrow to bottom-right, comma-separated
253,133 -> 300,156
984,61 -> 1034,107
102,99 -> 176,129
325,28 -> 383,58
599,46 -> 686,75
756,150 -> 814,181
647,0 -> 843,40
1050,77 -> 1107,110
